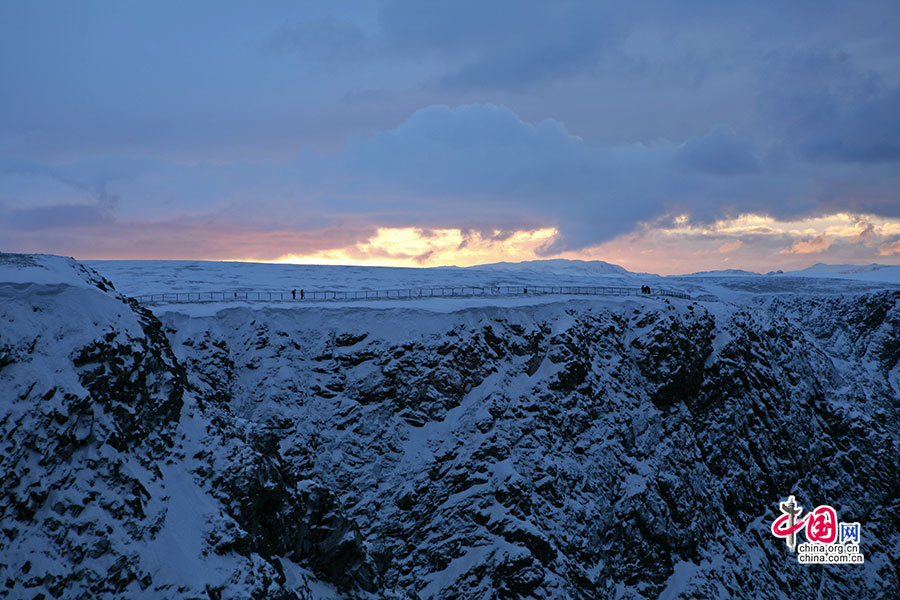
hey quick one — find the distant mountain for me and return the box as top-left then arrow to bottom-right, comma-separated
799,262 -> 893,274
787,262 -> 900,284
678,268 -> 762,277
466,258 -> 634,276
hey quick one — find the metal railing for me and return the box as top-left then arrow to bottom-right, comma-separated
133,285 -> 692,305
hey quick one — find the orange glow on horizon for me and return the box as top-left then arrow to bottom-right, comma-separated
269,227 -> 560,268
220,212 -> 900,276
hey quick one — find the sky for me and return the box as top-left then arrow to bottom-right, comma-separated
1,1 -> 899,275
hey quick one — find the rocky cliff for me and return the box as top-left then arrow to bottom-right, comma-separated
1,255 -> 898,599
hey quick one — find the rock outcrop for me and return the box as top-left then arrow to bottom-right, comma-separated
2,256 -> 898,599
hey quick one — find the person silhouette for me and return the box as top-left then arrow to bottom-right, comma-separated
300,289 -> 304,300
292,289 -> 296,300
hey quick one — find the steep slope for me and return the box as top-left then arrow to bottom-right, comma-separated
2,254 -> 898,599
163,296 -> 899,599
0,255 -> 375,599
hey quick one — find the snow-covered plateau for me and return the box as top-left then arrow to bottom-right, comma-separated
2,253 -> 899,599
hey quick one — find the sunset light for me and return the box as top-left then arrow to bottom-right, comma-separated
234,213 -> 900,275
270,227 -> 560,268
3,3 -> 899,598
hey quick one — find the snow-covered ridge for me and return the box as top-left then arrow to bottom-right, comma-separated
2,255 -> 899,599
82,258 -> 647,301
0,252 -> 117,291
80,258 -> 900,315
463,258 -> 635,276
7,254 -> 897,316
802,262 -> 892,274
679,268 -> 762,278
786,262 -> 900,283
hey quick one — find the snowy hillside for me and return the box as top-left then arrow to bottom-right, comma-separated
465,258 -> 635,276
785,262 -> 900,284
83,258 -> 900,312
679,268 -> 762,278
2,254 -> 900,599
82,259 -> 642,301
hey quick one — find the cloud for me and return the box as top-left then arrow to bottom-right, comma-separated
272,226 -> 559,267
4,203 -> 111,231
338,105 -> 820,252
575,212 -> 900,275
800,83 -> 900,164
2,215 -> 380,261
3,1 -> 900,272
0,157 -> 140,210
674,125 -> 761,176
344,104 -> 588,196
780,234 -> 833,254
717,240 -> 743,253
378,1 -> 625,90
3,0 -> 900,169
856,218 -> 878,246
2,103 -> 899,262
339,104 -> 680,250
878,239 -> 900,256
757,47 -> 900,164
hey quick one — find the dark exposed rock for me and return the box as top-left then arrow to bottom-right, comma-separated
4,259 -> 900,599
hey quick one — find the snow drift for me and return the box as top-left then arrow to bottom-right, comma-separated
1,253 -> 898,599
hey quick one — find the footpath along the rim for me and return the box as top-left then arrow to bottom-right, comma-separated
134,285 -> 693,305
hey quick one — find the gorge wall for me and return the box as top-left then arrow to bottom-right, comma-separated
1,256 -> 898,599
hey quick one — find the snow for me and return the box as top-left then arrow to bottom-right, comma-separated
4,253 -> 899,599
1,253 -> 111,289
680,268 -> 762,278
419,544 -> 495,598
467,258 -> 636,276
785,262 -> 900,284
77,259 -> 900,318
657,560 -> 702,600
140,294 -> 679,318
83,259 -> 634,298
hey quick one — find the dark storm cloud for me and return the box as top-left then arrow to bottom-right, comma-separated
3,103 -> 896,256
674,126 -> 762,176
0,159 -> 136,240
1,1 -> 900,260
344,104 -> 589,195
758,47 -> 900,164
802,85 -> 900,163
5,204 -> 111,231
815,170 -> 900,218
329,104 -> 819,250
334,104 -> 899,250
378,0 -> 625,91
